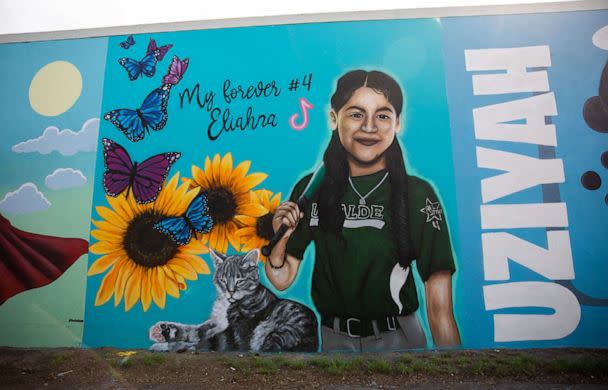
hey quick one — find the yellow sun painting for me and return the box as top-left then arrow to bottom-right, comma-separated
29,61 -> 82,116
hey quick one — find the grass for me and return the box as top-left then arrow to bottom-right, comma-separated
112,358 -> 133,368
50,353 -> 71,364
141,354 -> 167,366
210,350 -> 608,378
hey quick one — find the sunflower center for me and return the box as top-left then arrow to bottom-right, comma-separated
206,187 -> 237,224
123,211 -> 178,268
255,213 -> 275,240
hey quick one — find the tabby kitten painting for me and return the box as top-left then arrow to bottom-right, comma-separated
149,249 -> 319,352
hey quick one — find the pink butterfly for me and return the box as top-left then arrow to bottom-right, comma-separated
146,38 -> 173,61
162,56 -> 189,86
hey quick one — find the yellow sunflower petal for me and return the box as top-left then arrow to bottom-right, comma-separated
170,257 -> 197,274
151,268 -> 167,309
211,154 -> 221,185
181,177 -> 196,189
162,266 -> 186,290
94,260 -> 123,306
215,224 -> 227,253
161,264 -> 178,283
96,206 -> 128,228
124,266 -> 142,311
92,219 -> 124,235
236,192 -> 257,208
88,252 -> 124,276
242,237 -> 266,252
249,190 -> 261,204
234,215 -> 257,226
173,185 -> 200,215
203,156 -> 214,186
90,229 -> 122,244
230,160 -> 251,189
173,272 -> 187,290
270,193 -> 282,210
257,189 -> 271,206
126,190 -> 149,215
106,195 -> 135,221
114,260 -> 135,306
168,260 -> 198,281
182,238 -> 209,255
208,226 -> 219,252
220,153 -> 233,187
155,173 -> 180,213
236,226 -> 257,238
160,267 -> 180,298
141,268 -> 152,312
165,182 -> 192,216
192,164 -> 209,189
236,173 -> 267,193
89,240 -> 121,255
237,203 -> 269,217
226,222 -> 241,251
175,253 -> 210,275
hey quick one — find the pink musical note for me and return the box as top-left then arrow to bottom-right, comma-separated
289,98 -> 314,131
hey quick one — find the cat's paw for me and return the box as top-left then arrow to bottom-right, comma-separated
198,320 -> 228,339
149,342 -> 170,352
259,335 -> 284,352
149,322 -> 183,342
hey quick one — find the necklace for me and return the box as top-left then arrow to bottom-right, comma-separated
348,172 -> 389,205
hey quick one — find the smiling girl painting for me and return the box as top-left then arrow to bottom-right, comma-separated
265,69 -> 460,351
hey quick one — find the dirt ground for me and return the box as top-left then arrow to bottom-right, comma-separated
1,347 -> 607,389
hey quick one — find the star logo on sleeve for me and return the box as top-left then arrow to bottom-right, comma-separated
420,198 -> 443,230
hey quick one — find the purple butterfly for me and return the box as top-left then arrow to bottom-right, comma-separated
147,38 -> 173,62
119,35 -> 135,49
102,138 -> 180,204
162,56 -> 189,86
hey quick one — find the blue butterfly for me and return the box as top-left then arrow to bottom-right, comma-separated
153,193 -> 214,245
118,51 -> 158,81
104,85 -> 171,142
119,35 -> 135,49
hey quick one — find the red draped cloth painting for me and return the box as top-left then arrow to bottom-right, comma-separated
0,214 -> 88,304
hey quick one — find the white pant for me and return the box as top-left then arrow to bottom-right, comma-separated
320,313 -> 427,352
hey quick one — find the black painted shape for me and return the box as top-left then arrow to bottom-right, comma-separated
583,60 -> 608,133
581,170 -> 602,190
556,280 -> 608,306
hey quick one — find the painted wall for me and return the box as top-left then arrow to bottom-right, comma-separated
0,37 -> 107,346
0,9 -> 607,351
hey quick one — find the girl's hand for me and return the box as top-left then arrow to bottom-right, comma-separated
272,201 -> 304,240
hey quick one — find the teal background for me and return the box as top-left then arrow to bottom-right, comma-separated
82,18 -> 458,348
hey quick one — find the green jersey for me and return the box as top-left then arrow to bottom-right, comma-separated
286,170 -> 455,319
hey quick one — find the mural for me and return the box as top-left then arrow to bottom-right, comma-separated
0,38 -> 107,347
0,7 -> 607,352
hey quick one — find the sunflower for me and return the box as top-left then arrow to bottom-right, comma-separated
184,153 -> 268,254
87,173 -> 210,312
235,190 -> 282,262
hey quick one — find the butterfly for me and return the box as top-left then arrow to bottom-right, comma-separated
118,51 -> 158,81
104,85 -> 171,142
101,138 -> 180,204
154,193 -> 214,245
147,38 -> 173,62
162,56 -> 189,86
119,35 -> 135,49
